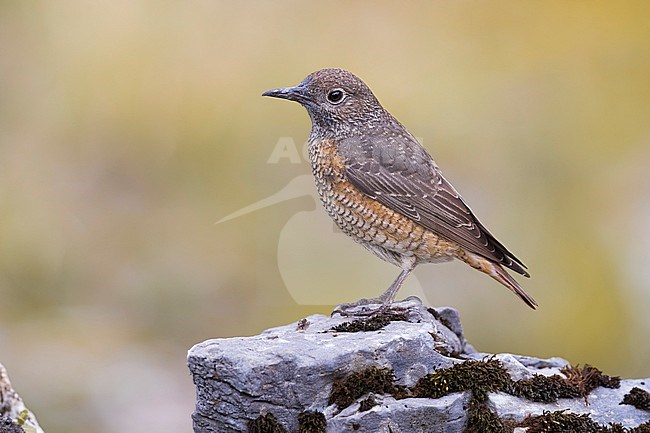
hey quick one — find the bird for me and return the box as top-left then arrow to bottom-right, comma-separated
262,68 -> 537,311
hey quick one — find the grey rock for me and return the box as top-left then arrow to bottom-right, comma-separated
0,363 -> 44,433
188,301 -> 650,432
492,379 -> 650,428
189,301 -> 466,432
0,417 -> 25,433
327,394 -> 469,433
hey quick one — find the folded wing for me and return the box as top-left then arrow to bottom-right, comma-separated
343,133 -> 529,277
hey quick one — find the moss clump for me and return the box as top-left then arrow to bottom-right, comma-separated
511,374 -> 582,402
630,421 -> 650,433
520,410 -> 601,432
607,423 -> 630,433
511,364 -> 620,403
248,413 -> 287,433
328,366 -> 406,409
358,396 -> 377,412
519,410 -> 650,433
409,359 -> 627,432
327,359 -> 628,432
297,411 -> 326,433
412,358 -> 511,399
464,394 -> 503,433
331,311 -> 407,333
411,358 -> 511,433
621,387 -> 650,411
561,364 -> 621,397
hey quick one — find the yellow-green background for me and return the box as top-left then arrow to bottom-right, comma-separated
1,2 -> 649,433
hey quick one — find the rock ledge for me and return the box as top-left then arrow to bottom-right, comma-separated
188,301 -> 650,432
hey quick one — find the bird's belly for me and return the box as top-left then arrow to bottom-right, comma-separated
314,173 -> 458,266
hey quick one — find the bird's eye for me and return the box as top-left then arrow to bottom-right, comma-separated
327,89 -> 345,104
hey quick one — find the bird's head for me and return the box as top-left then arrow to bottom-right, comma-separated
263,68 -> 386,136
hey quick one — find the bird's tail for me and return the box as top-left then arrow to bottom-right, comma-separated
461,252 -> 538,309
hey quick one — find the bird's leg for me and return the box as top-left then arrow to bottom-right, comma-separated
376,267 -> 413,304
332,263 -> 416,317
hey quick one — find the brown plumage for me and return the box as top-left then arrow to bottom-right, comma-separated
263,68 -> 537,309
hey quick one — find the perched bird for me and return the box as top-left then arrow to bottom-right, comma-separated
263,69 -> 537,310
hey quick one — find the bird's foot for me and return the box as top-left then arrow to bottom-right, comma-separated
331,295 -> 422,317
331,298 -> 387,317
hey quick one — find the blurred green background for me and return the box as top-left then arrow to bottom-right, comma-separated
1,1 -> 649,432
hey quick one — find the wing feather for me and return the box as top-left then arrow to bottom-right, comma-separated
343,133 -> 529,277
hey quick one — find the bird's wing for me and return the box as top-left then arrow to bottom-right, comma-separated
342,133 -> 529,277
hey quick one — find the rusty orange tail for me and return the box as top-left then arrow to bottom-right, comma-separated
461,252 -> 538,309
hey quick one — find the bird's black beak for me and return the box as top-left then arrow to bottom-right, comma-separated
262,84 -> 310,103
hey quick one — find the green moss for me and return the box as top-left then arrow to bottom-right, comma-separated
358,396 -> 377,412
408,359 -> 628,432
607,423 -> 629,433
412,358 -> 511,399
331,311 -> 407,333
327,359 -> 628,432
518,410 -> 650,433
297,411 -> 326,433
328,366 -> 405,409
511,374 -> 582,402
410,358 -> 511,432
520,410 -> 601,433
464,393 -> 503,433
511,364 -> 620,403
621,387 -> 650,411
630,421 -> 650,433
247,413 -> 287,433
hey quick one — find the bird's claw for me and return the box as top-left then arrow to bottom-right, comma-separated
331,295 -> 422,317
331,298 -> 388,317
